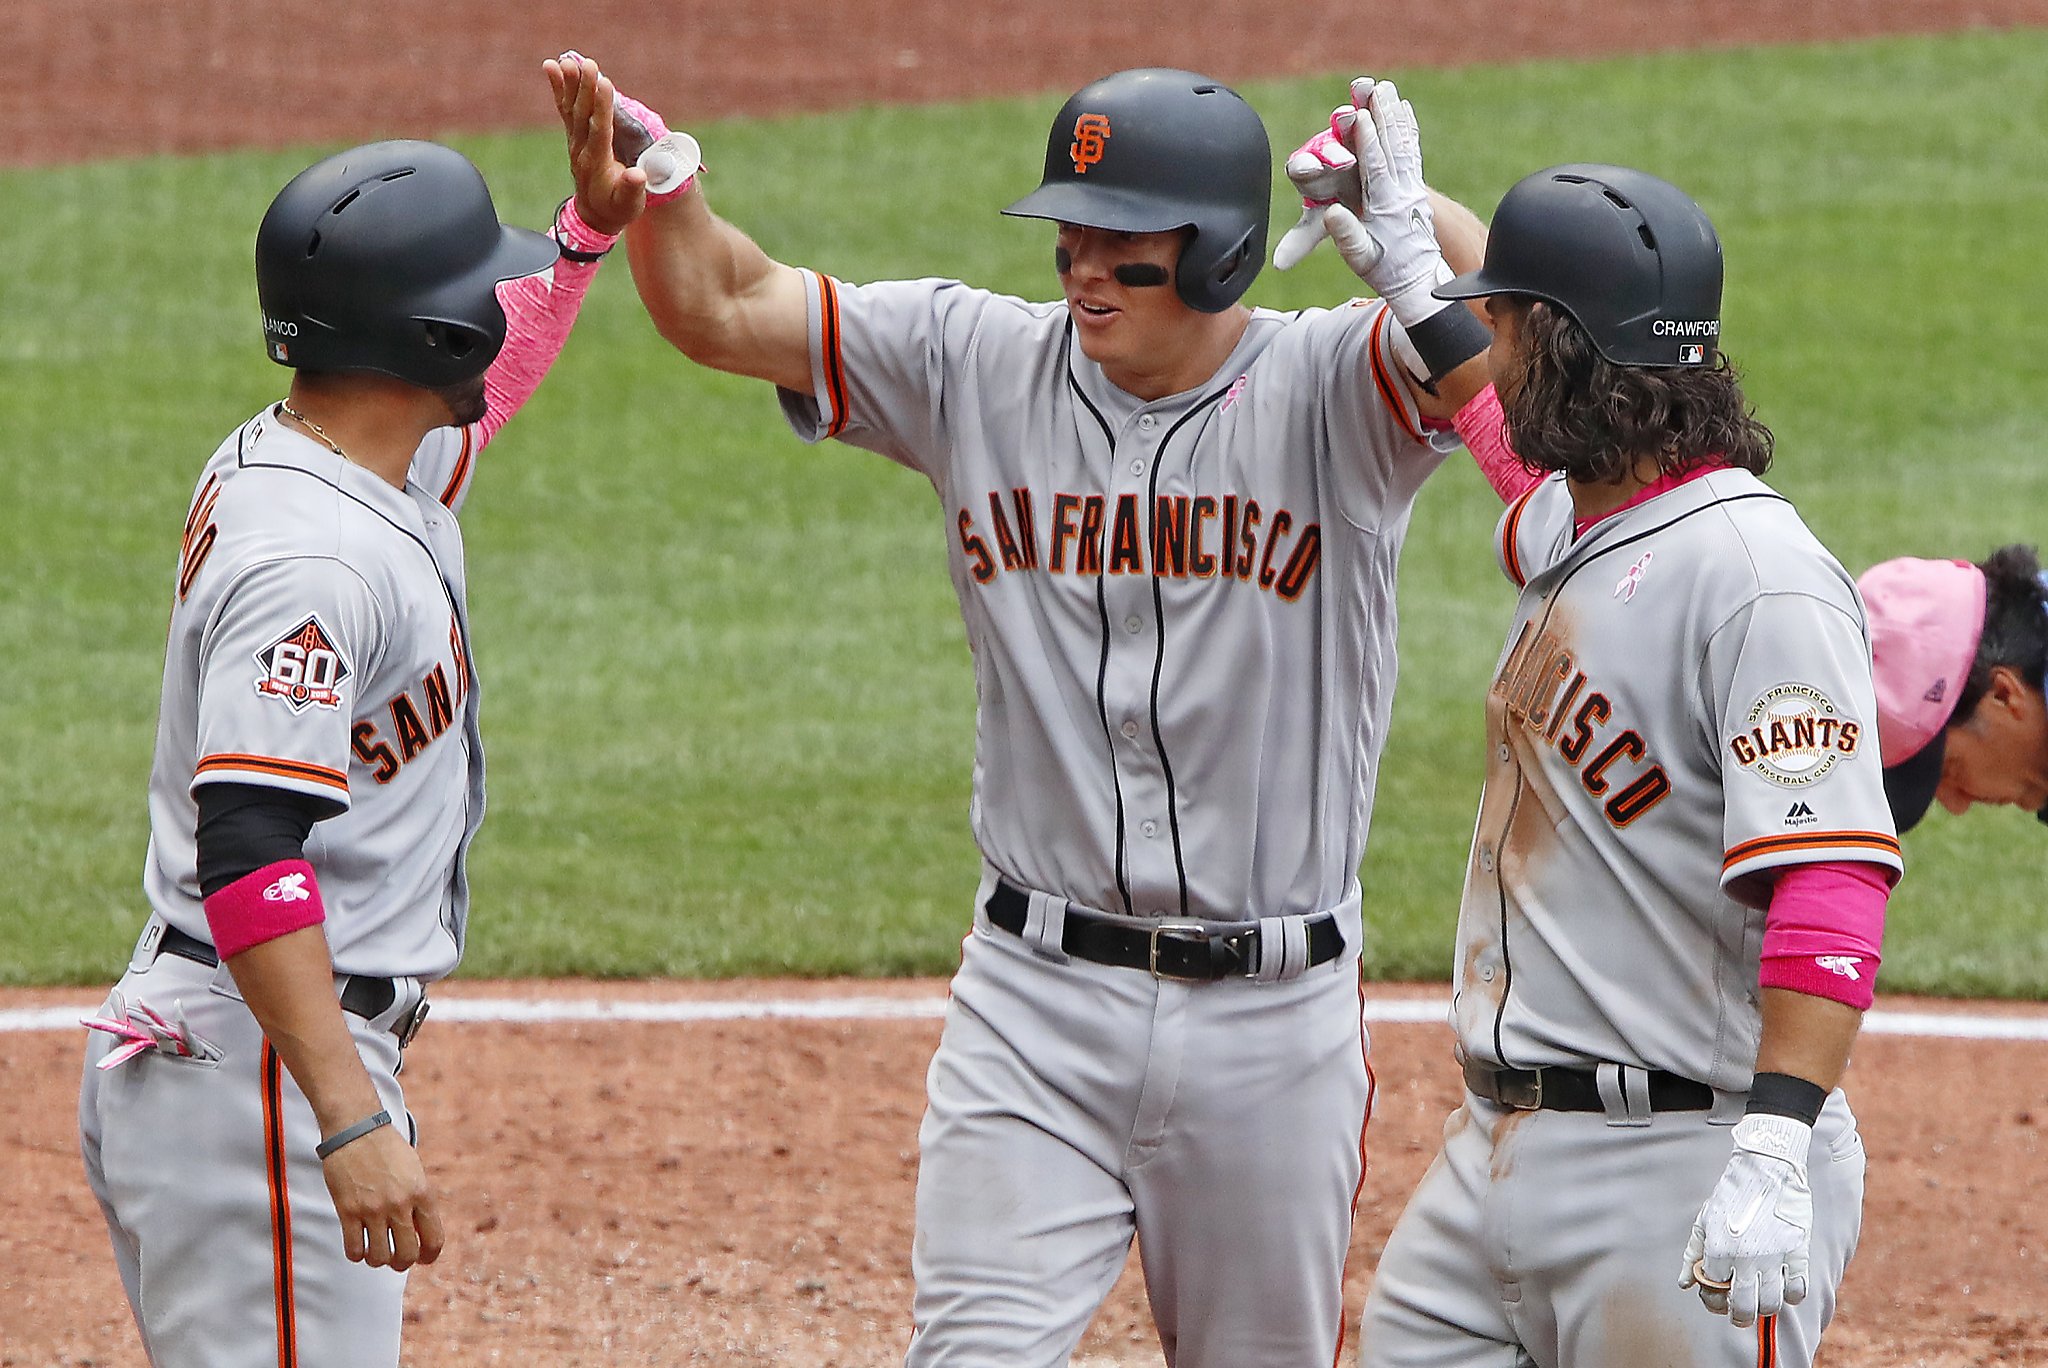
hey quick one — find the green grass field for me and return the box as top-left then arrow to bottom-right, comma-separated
4,30 -> 2044,992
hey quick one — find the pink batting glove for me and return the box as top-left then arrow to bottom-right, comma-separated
1273,105 -> 1366,270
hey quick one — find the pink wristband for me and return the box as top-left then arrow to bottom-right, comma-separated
203,859 -> 326,959
1758,861 -> 1889,1010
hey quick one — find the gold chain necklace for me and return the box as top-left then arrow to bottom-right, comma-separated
277,401 -> 354,464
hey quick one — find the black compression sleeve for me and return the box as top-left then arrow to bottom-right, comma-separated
194,783 -> 332,897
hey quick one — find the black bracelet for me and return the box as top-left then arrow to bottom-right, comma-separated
1745,1071 -> 1827,1125
551,197 -> 611,263
1405,301 -> 1493,382
316,1109 -> 394,1159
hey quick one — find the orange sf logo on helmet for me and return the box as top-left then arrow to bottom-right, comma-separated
1070,113 -> 1111,174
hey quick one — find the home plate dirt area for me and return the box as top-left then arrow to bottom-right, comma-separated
5,979 -> 2046,1365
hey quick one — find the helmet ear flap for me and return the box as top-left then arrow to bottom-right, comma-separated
1177,223 -> 1259,314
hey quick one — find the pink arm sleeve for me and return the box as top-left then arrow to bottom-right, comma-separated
1452,383 -> 1542,505
1759,861 -> 1890,1011
472,200 -> 616,451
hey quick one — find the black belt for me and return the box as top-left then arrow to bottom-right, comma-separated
156,925 -> 426,1045
985,879 -> 1343,982
1462,1057 -> 1714,1113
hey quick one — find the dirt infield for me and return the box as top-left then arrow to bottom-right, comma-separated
6,980 -> 2047,1365
8,0 -> 2044,167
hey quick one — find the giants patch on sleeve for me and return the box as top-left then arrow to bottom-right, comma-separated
253,616 -> 351,713
1728,683 -> 1862,788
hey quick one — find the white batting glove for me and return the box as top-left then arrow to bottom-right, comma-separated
1272,106 -> 1364,271
1680,1114 -> 1814,1327
1324,77 -> 1455,329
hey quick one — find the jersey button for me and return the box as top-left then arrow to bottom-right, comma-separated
1129,458 -> 1146,477
1478,845 -> 1496,873
1124,615 -> 1143,634
1498,743 -> 1511,764
1120,719 -> 1141,740
1141,819 -> 1159,838
1138,414 -> 1158,431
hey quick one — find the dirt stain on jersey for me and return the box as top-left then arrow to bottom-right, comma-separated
1461,938 -> 1504,1011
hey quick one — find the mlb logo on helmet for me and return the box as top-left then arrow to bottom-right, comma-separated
1677,344 -> 1706,364
1070,114 -> 1111,174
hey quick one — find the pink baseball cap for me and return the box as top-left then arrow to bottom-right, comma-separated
1857,556 -> 1986,830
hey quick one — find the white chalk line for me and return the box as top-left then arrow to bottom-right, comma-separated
7,993 -> 2048,1039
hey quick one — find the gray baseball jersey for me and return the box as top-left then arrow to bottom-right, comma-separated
1362,464 -> 1899,1368
141,407 -> 486,979
80,406 -> 483,1368
781,272 -> 1442,924
1456,466 -> 1901,1086
778,271 -> 1442,1364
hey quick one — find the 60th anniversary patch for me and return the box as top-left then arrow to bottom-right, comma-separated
253,615 -> 351,713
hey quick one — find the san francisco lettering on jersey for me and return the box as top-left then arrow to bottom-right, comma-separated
956,487 -> 1322,601
1494,621 -> 1673,827
350,618 -> 470,784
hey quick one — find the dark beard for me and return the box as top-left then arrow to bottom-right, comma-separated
435,375 -> 489,427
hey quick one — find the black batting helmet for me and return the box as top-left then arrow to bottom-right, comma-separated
1436,164 -> 1723,368
1003,68 -> 1271,313
255,140 -> 558,388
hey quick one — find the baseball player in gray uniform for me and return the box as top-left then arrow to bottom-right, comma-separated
553,56 -> 1493,1365
78,106 -> 644,1366
1860,546 -> 2048,835
1320,154 -> 1904,1367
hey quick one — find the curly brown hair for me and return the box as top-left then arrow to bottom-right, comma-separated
1495,301 -> 1774,485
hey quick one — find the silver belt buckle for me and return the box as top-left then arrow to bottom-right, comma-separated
1148,922 -> 1212,981
394,997 -> 431,1049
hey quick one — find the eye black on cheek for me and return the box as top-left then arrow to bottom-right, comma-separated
1112,262 -> 1170,288
1055,246 -> 1073,274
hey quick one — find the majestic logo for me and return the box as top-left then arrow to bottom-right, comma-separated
1613,551 -> 1654,603
1729,682 -> 1862,788
1070,113 -> 1111,174
263,872 -> 311,903
1677,344 -> 1707,365
253,616 -> 351,714
1923,677 -> 1948,704
1785,800 -> 1819,827
1816,954 -> 1864,981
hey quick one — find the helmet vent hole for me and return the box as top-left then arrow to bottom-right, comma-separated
331,189 -> 361,215
380,169 -> 415,182
424,322 -> 478,358
1602,189 -> 1632,210
304,230 -> 322,257
1638,225 -> 1658,250
1194,85 -> 1219,95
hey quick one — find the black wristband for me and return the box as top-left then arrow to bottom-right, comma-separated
1405,301 -> 1493,382
1745,1071 -> 1827,1125
551,197 -> 610,263
316,1109 -> 394,1159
